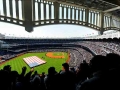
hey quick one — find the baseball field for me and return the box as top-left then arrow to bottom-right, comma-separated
0,52 -> 69,74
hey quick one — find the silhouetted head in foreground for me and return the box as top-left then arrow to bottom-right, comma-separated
90,55 -> 107,73
3,65 -> 11,72
62,63 -> 69,71
48,67 -> 56,76
106,53 -> 120,69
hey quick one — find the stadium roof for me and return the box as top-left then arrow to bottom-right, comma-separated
0,0 -> 120,33
104,0 -> 120,17
104,0 -> 120,5
58,0 -> 120,17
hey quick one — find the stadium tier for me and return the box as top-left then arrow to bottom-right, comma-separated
0,38 -> 120,67
0,38 -> 120,90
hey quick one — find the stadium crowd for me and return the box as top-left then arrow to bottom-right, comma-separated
69,49 -> 83,67
2,54 -> 16,60
1,39 -> 120,90
0,50 -> 17,62
28,49 -> 68,53
75,41 -> 120,55
75,42 -> 108,56
74,48 -> 93,63
0,53 -> 120,90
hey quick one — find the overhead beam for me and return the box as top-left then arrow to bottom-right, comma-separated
23,0 -> 33,32
103,6 -> 120,13
104,0 -> 120,6
85,8 -> 89,25
99,12 -> 104,35
54,2 -> 60,23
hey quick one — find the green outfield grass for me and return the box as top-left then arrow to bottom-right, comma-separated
0,52 -> 68,74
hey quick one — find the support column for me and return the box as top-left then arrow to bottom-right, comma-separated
49,2 -> 51,23
99,30 -> 104,35
23,0 -> 33,32
110,16 -> 113,28
33,0 -> 35,21
66,6 -> 68,23
99,12 -> 104,35
78,9 -> 80,22
38,1 -> 41,21
81,9 -> 83,22
70,6 -> 72,23
15,0 -> 19,19
15,0 -> 19,24
96,13 -> 98,26
9,0 -> 13,18
54,2 -> 60,24
74,8 -> 76,21
3,0 -> 7,21
85,8 -> 89,25
44,0 -> 46,24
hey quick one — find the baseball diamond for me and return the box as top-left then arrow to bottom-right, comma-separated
46,52 -> 65,58
0,52 -> 69,74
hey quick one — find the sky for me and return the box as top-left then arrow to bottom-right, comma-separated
0,22 -> 99,38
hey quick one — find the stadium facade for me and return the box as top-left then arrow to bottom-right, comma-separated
0,0 -> 120,34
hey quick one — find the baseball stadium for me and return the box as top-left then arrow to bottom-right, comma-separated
0,0 -> 120,90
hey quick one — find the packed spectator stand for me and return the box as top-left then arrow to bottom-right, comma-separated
0,38 -> 120,62
0,38 -> 120,90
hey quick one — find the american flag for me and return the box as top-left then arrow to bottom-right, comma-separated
23,56 -> 46,68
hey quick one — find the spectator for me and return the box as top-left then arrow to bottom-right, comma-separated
44,67 -> 58,90
60,63 -> 76,90
77,55 -> 108,90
